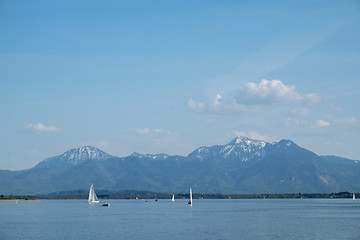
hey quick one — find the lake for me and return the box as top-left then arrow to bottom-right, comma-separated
1,199 -> 359,240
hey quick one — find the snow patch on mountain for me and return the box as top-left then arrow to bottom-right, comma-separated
188,136 -> 273,162
220,137 -> 272,161
130,152 -> 170,160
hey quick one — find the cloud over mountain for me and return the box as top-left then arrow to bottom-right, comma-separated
135,127 -> 173,135
187,95 -> 249,114
235,79 -> 320,105
187,79 -> 320,114
233,131 -> 275,142
314,119 -> 331,128
25,123 -> 60,133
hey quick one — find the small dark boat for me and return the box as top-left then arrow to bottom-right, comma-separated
102,203 -> 110,207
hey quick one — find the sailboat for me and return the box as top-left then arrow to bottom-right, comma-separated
171,194 -> 175,202
88,184 -> 99,203
353,193 -> 356,200
188,187 -> 192,205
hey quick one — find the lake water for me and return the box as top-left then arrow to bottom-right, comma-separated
1,199 -> 359,240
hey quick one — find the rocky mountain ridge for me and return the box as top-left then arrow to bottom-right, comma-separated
0,137 -> 359,195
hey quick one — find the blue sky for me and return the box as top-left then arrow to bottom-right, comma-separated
1,0 -> 359,170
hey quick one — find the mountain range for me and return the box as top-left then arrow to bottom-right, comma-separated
0,137 -> 359,195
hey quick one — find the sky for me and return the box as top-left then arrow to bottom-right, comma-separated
0,0 -> 359,170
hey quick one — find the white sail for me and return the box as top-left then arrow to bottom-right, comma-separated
190,188 -> 192,203
88,184 -> 99,203
172,194 -> 175,202
353,193 -> 356,200
188,187 -> 192,205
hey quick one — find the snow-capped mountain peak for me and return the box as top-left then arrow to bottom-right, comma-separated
35,146 -> 113,168
220,137 -> 271,161
188,137 -> 272,162
229,136 -> 268,147
60,146 -> 113,164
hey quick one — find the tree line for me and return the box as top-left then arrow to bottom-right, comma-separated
31,191 -> 358,200
0,194 -> 35,200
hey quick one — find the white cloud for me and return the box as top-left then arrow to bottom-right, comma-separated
235,79 -> 320,105
187,94 -> 249,114
135,127 -> 151,134
285,118 -> 331,129
188,99 -> 205,111
314,119 -> 330,128
233,131 -> 275,142
213,94 -> 222,106
135,127 -> 172,135
25,123 -> 60,133
187,79 -> 319,114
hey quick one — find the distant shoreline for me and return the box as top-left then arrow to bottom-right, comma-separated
0,199 -> 37,202
1,191 -> 356,200
33,191 -> 357,200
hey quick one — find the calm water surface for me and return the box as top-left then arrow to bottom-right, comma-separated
1,199 -> 359,240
